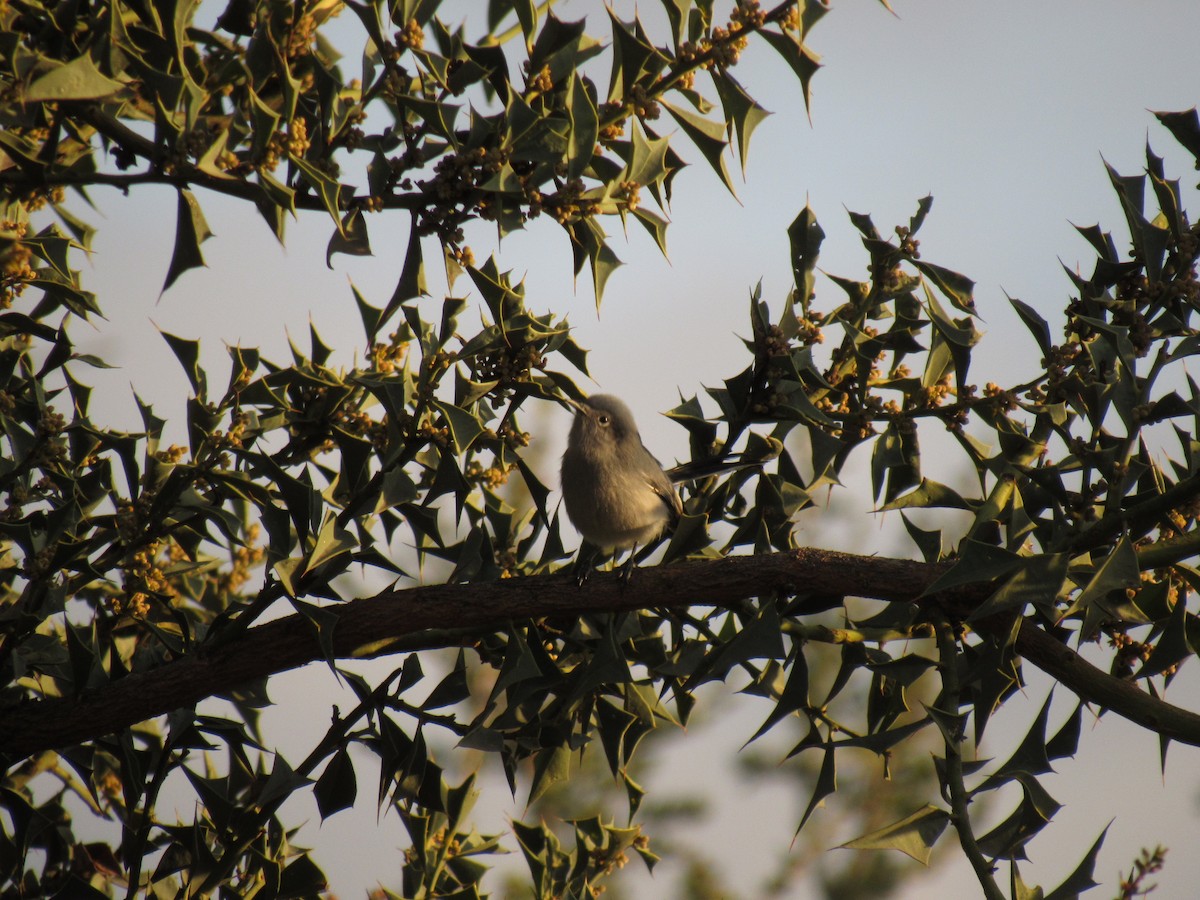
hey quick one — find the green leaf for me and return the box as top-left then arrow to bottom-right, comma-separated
901,513 -> 943,563
870,419 -> 920,504
305,514 -> 358,574
923,540 -> 1020,596
528,745 -> 571,805
158,329 -> 206,396
712,71 -> 770,174
256,170 -> 295,242
567,624 -> 633,703
566,73 -> 599,180
1074,222 -> 1119,261
630,206 -> 669,257
162,190 -> 213,293
1010,863 -> 1045,900
698,601 -> 785,684
487,630 -> 547,707
26,53 -> 126,101
976,693 -> 1055,791
913,259 -> 975,313
351,282 -> 383,345
965,626 -> 1023,744
626,118 -> 671,190
1059,535 -> 1142,641
878,478 -> 971,513
606,9 -> 667,100
908,194 -> 934,235
748,650 -> 809,743
290,152 -> 349,229
526,11 -> 587,78
839,804 -> 951,865
757,29 -> 821,117
1104,161 -> 1170,282
1008,294 -> 1052,360
568,217 -> 622,310
385,217 -> 428,326
443,776 -> 479,843
922,281 -> 982,394
23,226 -> 77,281
968,553 -> 1070,622
661,100 -> 735,196
434,401 -> 486,453
258,751 -> 312,807
1046,702 -> 1083,763
593,698 -> 636,778
976,775 -> 1060,860
1139,581 -> 1195,678
509,0 -> 538,43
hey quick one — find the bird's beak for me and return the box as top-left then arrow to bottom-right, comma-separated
560,395 -> 589,416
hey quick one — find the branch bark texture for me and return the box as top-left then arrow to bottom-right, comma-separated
3,547 -> 1199,760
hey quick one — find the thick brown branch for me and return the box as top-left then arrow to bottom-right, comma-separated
3,547 -> 1199,761
1014,620 -> 1200,740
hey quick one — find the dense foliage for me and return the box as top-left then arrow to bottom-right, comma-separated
3,0 -> 1200,897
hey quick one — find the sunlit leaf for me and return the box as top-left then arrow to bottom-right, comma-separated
839,805 -> 951,865
26,53 -> 126,101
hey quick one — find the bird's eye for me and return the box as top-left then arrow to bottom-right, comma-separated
597,414 -> 611,426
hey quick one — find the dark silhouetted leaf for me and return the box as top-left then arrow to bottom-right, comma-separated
162,190 -> 213,294
327,210 -> 373,266
788,204 -> 824,303
1059,536 -> 1141,641
796,746 -> 836,834
1155,108 -> 1200,161
1044,822 -> 1109,900
314,747 -> 358,820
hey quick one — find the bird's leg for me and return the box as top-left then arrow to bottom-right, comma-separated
632,542 -> 659,566
573,542 -> 601,587
618,545 -> 639,585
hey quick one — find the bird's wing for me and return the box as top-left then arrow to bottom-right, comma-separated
648,476 -> 684,519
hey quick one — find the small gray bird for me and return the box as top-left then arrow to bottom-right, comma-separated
560,394 -> 683,566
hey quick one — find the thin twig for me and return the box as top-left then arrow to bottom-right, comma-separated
933,616 -> 1005,900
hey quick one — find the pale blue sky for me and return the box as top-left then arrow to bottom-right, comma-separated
65,1 -> 1200,896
